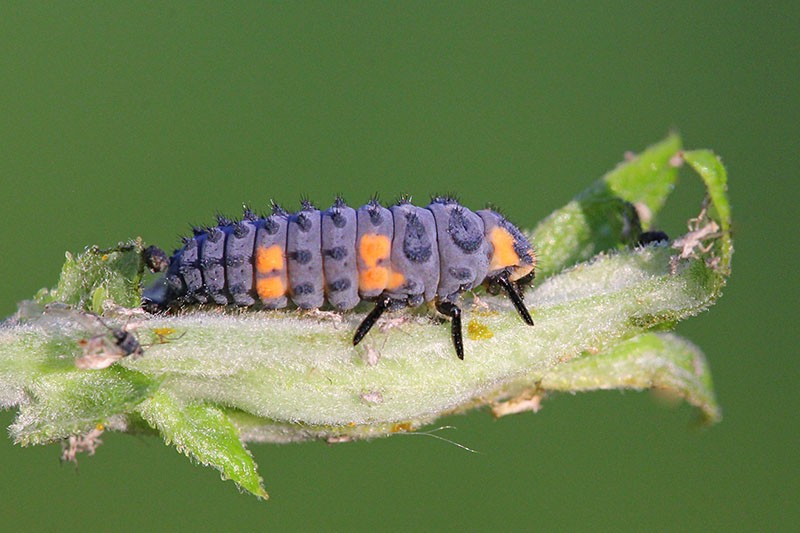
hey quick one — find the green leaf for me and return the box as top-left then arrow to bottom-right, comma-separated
538,332 -> 720,423
35,240 -> 148,310
604,132 -> 682,216
682,149 -> 733,274
11,365 -> 156,445
531,133 -> 681,278
683,150 -> 730,231
137,391 -> 268,499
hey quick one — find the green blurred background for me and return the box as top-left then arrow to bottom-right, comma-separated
0,2 -> 796,530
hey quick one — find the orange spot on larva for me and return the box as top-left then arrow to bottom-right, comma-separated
256,276 -> 286,299
359,234 -> 391,268
488,226 -> 520,271
359,266 -> 389,292
387,270 -> 405,290
256,245 -> 284,274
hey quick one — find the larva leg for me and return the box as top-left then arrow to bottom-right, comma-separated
353,295 -> 393,347
435,300 -> 464,360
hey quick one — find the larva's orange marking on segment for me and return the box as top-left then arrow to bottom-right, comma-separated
359,266 -> 389,291
387,270 -> 405,290
256,245 -> 284,274
256,276 -> 286,299
488,226 -> 520,271
359,234 -> 391,268
358,234 -> 395,292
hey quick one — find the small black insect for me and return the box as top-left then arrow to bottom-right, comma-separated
65,309 -> 144,370
75,313 -> 144,370
144,196 -> 536,359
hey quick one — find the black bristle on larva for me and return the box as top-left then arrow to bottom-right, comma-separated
431,193 -> 460,205
233,221 -> 249,238
270,200 -> 288,217
484,202 -> 506,217
207,226 -> 224,242
366,198 -> 383,224
300,197 -> 316,211
242,205 -> 257,221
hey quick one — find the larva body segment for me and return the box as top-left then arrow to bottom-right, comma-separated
321,200 -> 359,311
254,210 -> 289,309
286,204 -> 324,309
386,201 -> 440,307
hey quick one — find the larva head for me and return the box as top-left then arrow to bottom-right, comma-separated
476,209 -> 536,284
476,209 -> 536,326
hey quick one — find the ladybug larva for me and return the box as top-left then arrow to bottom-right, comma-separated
143,196 -> 535,359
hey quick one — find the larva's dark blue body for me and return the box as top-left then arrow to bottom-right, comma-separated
144,197 -> 536,359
